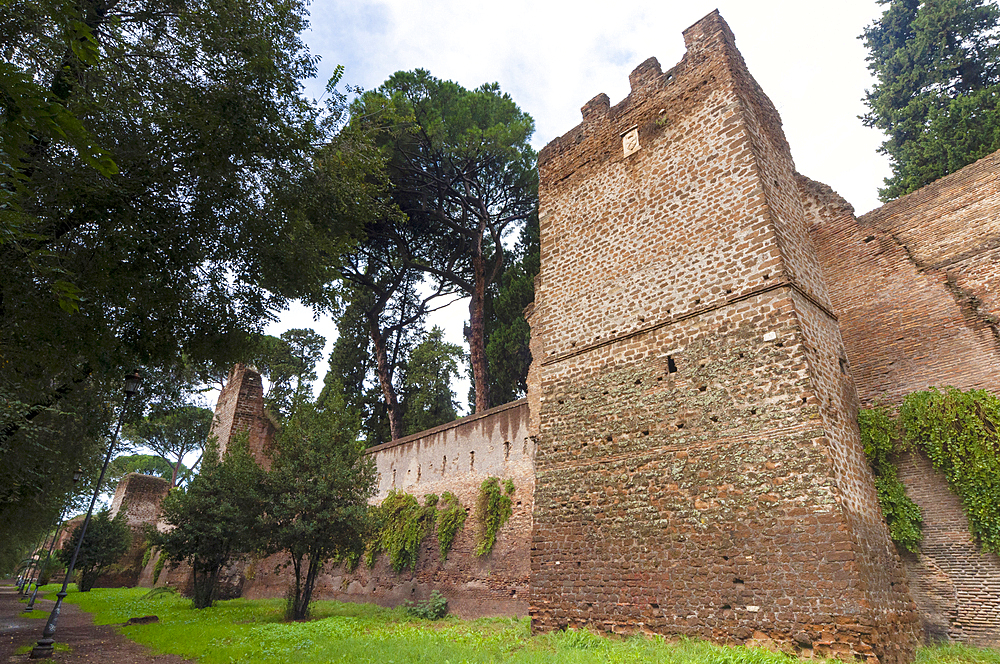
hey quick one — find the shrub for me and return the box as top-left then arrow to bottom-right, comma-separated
404,590 -> 448,620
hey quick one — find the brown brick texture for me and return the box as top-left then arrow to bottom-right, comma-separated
895,452 -> 1000,647
531,11 -> 918,662
799,150 -> 1000,406
210,364 -> 278,468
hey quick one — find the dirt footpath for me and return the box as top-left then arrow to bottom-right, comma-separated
0,582 -> 193,664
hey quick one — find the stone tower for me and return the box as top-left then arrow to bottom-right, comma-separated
529,11 -> 918,662
209,364 -> 277,468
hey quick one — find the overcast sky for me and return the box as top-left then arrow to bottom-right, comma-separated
265,0 -> 893,411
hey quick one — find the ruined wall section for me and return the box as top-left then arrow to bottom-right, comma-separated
241,400 -> 534,618
109,473 -> 171,529
102,473 -> 170,588
209,364 -> 278,467
532,11 -> 917,663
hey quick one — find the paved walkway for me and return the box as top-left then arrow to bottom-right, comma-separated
0,582 -> 193,664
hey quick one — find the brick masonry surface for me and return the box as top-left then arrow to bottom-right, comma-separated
210,364 -> 278,468
896,452 -> 1000,647
531,11 -> 917,662
800,149 -> 1000,645
799,151 -> 1000,405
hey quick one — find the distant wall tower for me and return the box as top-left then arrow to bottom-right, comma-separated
209,364 -> 277,468
529,11 -> 918,662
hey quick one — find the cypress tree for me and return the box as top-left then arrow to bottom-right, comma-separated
862,0 -> 1000,200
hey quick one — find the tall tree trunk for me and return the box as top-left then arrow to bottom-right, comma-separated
468,254 -> 490,413
369,318 -> 403,440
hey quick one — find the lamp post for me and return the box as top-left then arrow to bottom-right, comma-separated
30,372 -> 141,659
25,468 -> 83,612
20,533 -> 48,596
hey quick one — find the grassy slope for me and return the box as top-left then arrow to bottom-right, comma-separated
41,586 -> 1000,664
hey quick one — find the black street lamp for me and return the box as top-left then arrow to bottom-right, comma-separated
30,372 -> 141,659
25,468 -> 83,612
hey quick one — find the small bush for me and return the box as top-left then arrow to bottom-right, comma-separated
141,586 -> 178,600
404,590 -> 448,620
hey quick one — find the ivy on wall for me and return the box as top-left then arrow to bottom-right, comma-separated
436,492 -> 466,561
859,387 -> 1000,554
474,477 -> 515,557
367,490 -> 438,572
363,477 -> 516,571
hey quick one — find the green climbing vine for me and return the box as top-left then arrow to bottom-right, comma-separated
474,477 -> 515,557
367,490 -> 437,572
859,405 -> 923,552
436,492 -> 466,561
152,550 -> 165,584
859,387 -> 1000,554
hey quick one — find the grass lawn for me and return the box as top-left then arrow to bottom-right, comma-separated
39,585 -> 1000,664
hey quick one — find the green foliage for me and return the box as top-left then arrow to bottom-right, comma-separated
141,586 -> 178,600
435,492 -> 467,561
250,329 -> 327,422
370,490 -> 437,572
403,590 -> 449,620
141,545 -> 153,570
0,0 -> 369,548
474,477 -> 515,557
899,387 -> 1000,553
108,455 -> 179,487
400,327 -> 464,436
122,406 -> 213,486
858,405 -> 924,552
56,585 -> 850,664
862,0 -> 1000,199
56,509 -> 131,592
152,553 -> 165,585
353,69 -> 538,414
485,211 -> 539,405
860,387 -> 1000,554
262,388 -> 376,620
154,435 -> 267,608
320,292 -> 392,447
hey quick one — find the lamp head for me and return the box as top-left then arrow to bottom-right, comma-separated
124,371 -> 142,397
72,467 -> 84,483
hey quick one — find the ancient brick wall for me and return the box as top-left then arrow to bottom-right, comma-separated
239,400 -> 534,618
109,473 -> 171,529
96,474 -> 171,588
800,153 -> 1000,646
531,11 -> 917,662
896,452 -> 1000,646
799,150 -> 1000,406
210,364 -> 278,467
